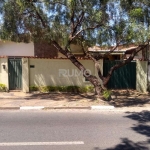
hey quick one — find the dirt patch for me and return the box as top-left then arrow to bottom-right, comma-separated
25,92 -> 96,101
109,89 -> 150,107
8,90 -> 150,108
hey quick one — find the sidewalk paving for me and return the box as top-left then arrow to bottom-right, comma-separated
0,92 -> 107,109
0,91 -> 149,111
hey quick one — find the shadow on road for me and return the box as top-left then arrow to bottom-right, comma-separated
125,111 -> 150,138
125,111 -> 150,123
93,111 -> 150,150
132,124 -> 150,137
93,138 -> 149,150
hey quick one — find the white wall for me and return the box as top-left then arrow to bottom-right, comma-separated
22,58 -> 29,92
0,41 -> 34,56
136,60 -> 148,93
0,58 -> 9,90
29,59 -> 96,87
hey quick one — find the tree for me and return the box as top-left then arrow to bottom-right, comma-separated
0,0 -> 149,96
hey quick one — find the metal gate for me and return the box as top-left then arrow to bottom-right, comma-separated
103,61 -> 136,89
8,58 -> 22,90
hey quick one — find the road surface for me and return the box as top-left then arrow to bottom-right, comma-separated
0,110 -> 149,150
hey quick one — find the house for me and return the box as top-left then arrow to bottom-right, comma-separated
0,40 -> 34,56
88,44 -> 149,93
0,40 -> 149,93
88,44 -> 149,60
0,40 -> 95,92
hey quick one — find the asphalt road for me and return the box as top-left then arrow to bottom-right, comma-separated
0,110 -> 149,150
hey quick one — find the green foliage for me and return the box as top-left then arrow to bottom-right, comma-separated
29,85 -> 94,93
0,0 -> 122,46
102,90 -> 112,100
0,0 -> 150,46
129,8 -> 143,18
66,86 -> 79,93
48,86 -> 57,92
0,83 -> 6,92
79,86 -> 94,93
29,86 -> 39,91
39,86 -> 50,93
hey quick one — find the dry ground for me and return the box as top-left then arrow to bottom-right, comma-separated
25,89 -> 150,107
110,89 -> 150,107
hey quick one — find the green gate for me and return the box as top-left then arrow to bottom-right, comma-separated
103,61 -> 136,89
8,58 -> 22,90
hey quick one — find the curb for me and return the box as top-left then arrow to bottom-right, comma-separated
0,105 -> 115,110
0,107 -> 20,110
20,106 -> 45,110
0,106 -> 150,112
44,106 -> 91,110
91,105 -> 115,110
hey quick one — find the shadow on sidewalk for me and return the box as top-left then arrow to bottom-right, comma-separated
109,97 -> 150,107
108,90 -> 150,107
1,89 -> 150,108
24,92 -> 96,101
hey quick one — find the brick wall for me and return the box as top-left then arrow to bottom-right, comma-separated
34,42 -> 58,58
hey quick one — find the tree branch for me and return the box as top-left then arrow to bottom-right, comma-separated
103,44 -> 148,86
70,24 -> 103,42
70,6 -> 75,35
88,42 -> 120,61
68,0 -> 85,48
72,11 -> 85,36
30,3 -> 47,28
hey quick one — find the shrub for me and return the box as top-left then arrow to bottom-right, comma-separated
57,86 -> 67,92
29,85 -> 94,93
102,90 -> 112,100
39,86 -> 50,93
0,83 -> 6,92
79,86 -> 94,93
48,86 -> 57,92
29,86 -> 38,91
66,86 -> 79,93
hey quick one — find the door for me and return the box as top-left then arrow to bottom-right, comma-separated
103,60 -> 136,89
8,58 -> 22,90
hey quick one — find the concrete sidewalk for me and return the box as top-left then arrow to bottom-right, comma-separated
0,91 -> 108,110
0,91 -> 149,111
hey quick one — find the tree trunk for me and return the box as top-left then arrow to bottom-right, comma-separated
52,41 -> 103,96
